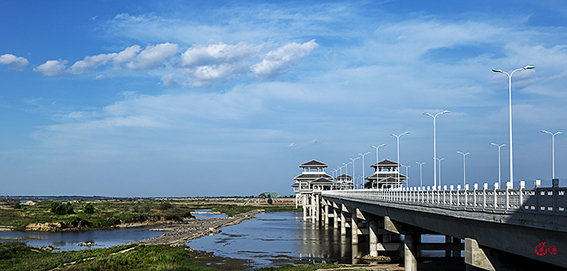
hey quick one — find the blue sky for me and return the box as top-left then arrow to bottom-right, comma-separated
1,1 -> 567,196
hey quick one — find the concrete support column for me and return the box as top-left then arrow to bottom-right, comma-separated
369,219 -> 378,257
404,233 -> 419,271
324,201 -> 329,225
315,194 -> 320,222
465,238 -> 495,271
302,194 -> 307,222
351,212 -> 359,245
340,206 -> 347,236
332,207 -> 338,228
311,197 -> 317,223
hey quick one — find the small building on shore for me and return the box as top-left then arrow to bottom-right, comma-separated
364,159 -> 406,189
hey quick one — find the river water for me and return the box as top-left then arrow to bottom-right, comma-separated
0,210 -> 450,268
0,227 -> 165,251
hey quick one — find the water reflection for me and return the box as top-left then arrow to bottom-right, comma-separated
188,211 -> 368,268
0,227 -> 165,251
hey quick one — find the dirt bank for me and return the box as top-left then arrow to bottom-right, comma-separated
137,209 -> 264,245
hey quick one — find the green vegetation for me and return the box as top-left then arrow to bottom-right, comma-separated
50,202 -> 75,215
0,242 -> 216,271
0,242 -> 346,271
83,203 -> 95,214
0,199 -> 193,231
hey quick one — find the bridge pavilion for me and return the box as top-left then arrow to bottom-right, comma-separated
364,159 -> 407,189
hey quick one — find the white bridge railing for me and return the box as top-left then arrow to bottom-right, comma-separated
322,180 -> 567,215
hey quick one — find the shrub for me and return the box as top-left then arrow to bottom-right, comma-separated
158,202 -> 172,210
267,198 -> 273,205
50,202 -> 75,215
84,203 -> 95,214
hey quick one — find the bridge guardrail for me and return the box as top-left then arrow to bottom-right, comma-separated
321,180 -> 566,215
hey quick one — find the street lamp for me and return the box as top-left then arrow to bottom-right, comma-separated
350,157 -> 361,189
371,144 -> 387,188
493,65 -> 535,187
437,157 -> 444,186
401,165 -> 411,187
344,162 -> 352,189
540,130 -> 562,180
358,152 -> 371,189
490,143 -> 506,188
424,110 -> 450,188
391,131 -> 410,189
457,151 -> 470,186
416,162 -> 425,187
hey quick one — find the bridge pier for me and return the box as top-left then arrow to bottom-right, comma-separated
351,211 -> 359,245
302,194 -> 307,222
369,218 -> 379,257
323,200 -> 329,225
340,204 -> 348,236
404,233 -> 419,271
332,205 -> 338,228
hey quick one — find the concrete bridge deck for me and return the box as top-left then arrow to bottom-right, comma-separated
300,181 -> 567,270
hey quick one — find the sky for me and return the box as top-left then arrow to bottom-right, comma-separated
1,0 -> 567,197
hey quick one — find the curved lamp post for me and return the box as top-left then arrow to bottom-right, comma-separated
416,162 -> 425,187
391,132 -> 410,189
457,151 -> 470,186
540,130 -> 562,180
492,65 -> 535,187
424,110 -> 450,188
358,152 -> 371,189
437,157 -> 445,187
490,143 -> 506,188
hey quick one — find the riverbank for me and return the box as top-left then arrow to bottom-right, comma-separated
0,198 -> 296,232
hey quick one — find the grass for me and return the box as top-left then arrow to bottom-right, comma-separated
0,242 -> 345,271
0,242 -> 218,271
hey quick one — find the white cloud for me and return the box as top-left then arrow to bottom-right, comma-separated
70,53 -> 116,74
69,44 -> 176,74
34,60 -> 67,76
0,54 -> 29,69
125,43 -> 178,70
252,40 -> 318,78
184,62 -> 249,87
160,73 -> 178,86
180,42 -> 260,67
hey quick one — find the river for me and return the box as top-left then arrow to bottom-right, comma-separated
0,210 -> 450,268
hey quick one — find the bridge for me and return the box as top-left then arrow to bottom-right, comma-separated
299,179 -> 566,270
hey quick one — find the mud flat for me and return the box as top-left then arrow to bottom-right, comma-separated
136,209 -> 264,245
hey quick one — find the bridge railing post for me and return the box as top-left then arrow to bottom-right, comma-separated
519,181 -> 525,211
494,182 -> 499,209
505,181 -> 512,210
457,185 -> 461,206
535,179 -> 541,213
473,184 -> 478,208
450,185 -> 454,206
483,183 -> 488,209
464,184 -> 469,207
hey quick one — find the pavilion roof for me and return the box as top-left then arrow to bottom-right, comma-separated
299,160 -> 328,168
365,172 -> 407,181
294,172 -> 333,180
312,178 -> 334,184
370,159 -> 401,168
